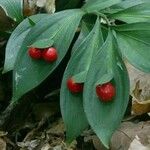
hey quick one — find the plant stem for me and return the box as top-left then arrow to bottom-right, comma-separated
93,11 -> 111,26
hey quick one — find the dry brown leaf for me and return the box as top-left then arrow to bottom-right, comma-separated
0,131 -> 7,137
36,0 -> 56,13
86,121 -> 150,150
0,138 -> 6,150
111,121 -> 150,150
24,0 -> 37,16
45,0 -> 55,13
126,62 -> 150,115
126,62 -> 150,100
17,139 -> 40,149
24,0 -> 55,16
46,119 -> 64,136
132,100 -> 150,115
128,135 -> 150,150
41,143 -> 51,150
36,0 -> 47,7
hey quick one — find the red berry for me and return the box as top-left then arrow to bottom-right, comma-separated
67,78 -> 83,93
28,47 -> 42,59
96,83 -> 115,102
42,47 -> 58,62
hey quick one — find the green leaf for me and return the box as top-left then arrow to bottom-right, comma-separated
83,31 -> 129,148
28,18 -> 36,26
60,18 -> 104,142
109,2 -> 150,23
102,0 -> 150,14
82,0 -> 121,13
12,9 -> 84,101
30,38 -> 54,48
0,0 -> 23,22
72,15 -> 96,54
72,71 -> 88,83
3,14 -> 47,73
113,22 -> 150,72
95,73 -> 113,85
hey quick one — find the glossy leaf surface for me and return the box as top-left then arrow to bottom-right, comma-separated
83,31 -> 130,148
0,0 -> 23,22
110,2 -> 150,23
82,0 -> 121,13
3,14 -> 47,73
12,9 -> 84,101
60,18 -> 104,142
114,23 -> 150,72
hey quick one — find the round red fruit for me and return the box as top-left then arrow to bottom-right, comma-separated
67,78 -> 83,93
96,83 -> 115,102
42,47 -> 58,62
28,47 -> 42,59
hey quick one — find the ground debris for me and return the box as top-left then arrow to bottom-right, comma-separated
126,62 -> 150,115
0,138 -> 6,150
16,118 -> 77,150
83,121 -> 150,150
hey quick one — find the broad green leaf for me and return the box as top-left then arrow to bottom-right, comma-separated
102,0 -> 150,14
30,38 -> 54,48
28,18 -> 36,26
12,9 -> 84,101
113,23 -> 150,72
110,2 -> 150,23
95,73 -> 113,85
72,71 -> 88,83
0,0 -> 23,22
72,15 -> 96,54
60,18 -> 104,142
101,25 -> 108,41
82,0 -> 121,13
83,31 -> 129,148
3,14 -> 47,73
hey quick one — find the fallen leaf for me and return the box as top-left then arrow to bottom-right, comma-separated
0,131 -> 7,137
36,0 -> 47,7
41,143 -> 51,150
128,135 -> 150,150
45,0 -> 56,13
24,0 -> 37,16
36,0 -> 55,13
0,138 -> 6,150
126,62 -> 150,115
132,100 -> 150,115
46,119 -> 64,136
17,139 -> 40,149
84,121 -> 150,150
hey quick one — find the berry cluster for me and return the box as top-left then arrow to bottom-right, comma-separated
29,47 -> 116,102
67,78 -> 115,102
28,47 -> 58,62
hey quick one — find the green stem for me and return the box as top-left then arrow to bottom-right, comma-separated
93,11 -> 111,26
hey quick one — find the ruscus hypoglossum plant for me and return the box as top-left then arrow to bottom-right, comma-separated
1,0 -> 150,148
